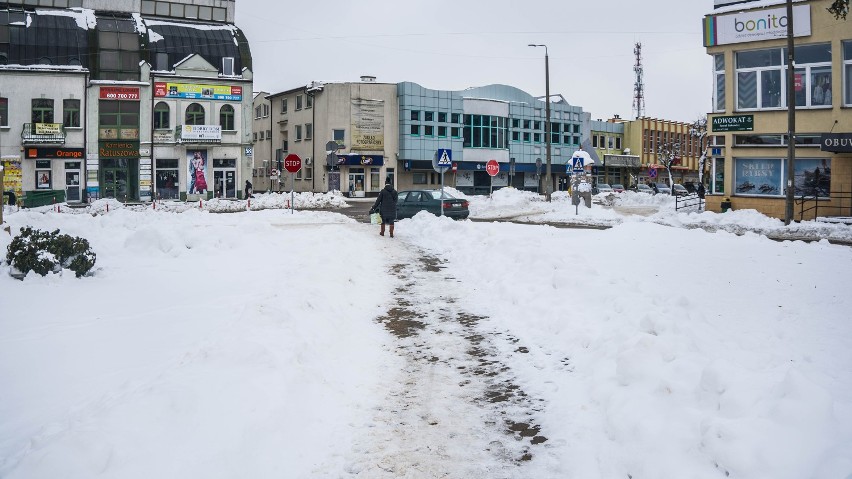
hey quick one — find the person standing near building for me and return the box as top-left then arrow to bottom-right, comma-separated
370,178 -> 398,237
244,180 -> 253,198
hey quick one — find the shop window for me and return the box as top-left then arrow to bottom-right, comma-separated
185,103 -> 204,125
219,104 -> 235,131
789,43 -> 832,107
155,158 -> 179,200
736,48 -> 782,110
63,99 -> 80,128
733,158 -> 782,196
153,101 -> 170,129
36,160 -> 51,189
413,172 -> 427,184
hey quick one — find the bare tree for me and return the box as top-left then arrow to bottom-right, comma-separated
655,141 -> 681,194
828,0 -> 849,19
690,117 -> 710,184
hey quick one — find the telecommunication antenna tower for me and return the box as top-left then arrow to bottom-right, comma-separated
633,42 -> 645,119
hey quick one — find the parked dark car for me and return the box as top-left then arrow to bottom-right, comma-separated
611,184 -> 625,193
651,182 -> 672,195
672,184 -> 690,196
396,189 -> 470,220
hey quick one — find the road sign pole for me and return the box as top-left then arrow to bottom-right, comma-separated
441,170 -> 445,217
291,173 -> 295,214
490,175 -> 493,198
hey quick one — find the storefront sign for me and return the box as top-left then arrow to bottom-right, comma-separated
180,125 -> 222,141
820,133 -> 852,153
154,130 -> 174,142
154,82 -> 242,101
100,86 -> 141,100
351,99 -> 384,151
99,141 -> 140,159
35,123 -> 62,135
25,147 -> 84,159
703,4 -> 811,47
336,154 -> 384,166
712,115 -> 754,132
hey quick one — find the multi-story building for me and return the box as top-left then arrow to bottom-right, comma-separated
0,0 -> 253,204
703,0 -> 852,219
622,117 -> 704,187
251,91 -> 274,192
590,118 -> 636,188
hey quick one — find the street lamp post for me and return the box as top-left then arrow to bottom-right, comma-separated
529,44 -> 552,201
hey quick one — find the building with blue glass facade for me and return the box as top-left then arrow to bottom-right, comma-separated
397,82 -> 591,195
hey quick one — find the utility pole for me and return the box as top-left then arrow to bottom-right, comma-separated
529,44 -> 552,201
784,0 -> 796,224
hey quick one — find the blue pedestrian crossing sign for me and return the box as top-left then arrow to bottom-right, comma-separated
433,149 -> 452,172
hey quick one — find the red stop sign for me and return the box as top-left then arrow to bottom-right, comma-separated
283,153 -> 302,173
485,159 -> 499,177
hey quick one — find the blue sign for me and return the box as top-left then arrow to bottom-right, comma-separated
433,149 -> 452,173
712,147 -> 722,156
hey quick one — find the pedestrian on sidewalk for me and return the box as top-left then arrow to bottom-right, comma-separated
370,178 -> 398,237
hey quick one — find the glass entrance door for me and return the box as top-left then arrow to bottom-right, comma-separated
64,161 -> 82,202
348,170 -> 365,198
213,170 -> 236,198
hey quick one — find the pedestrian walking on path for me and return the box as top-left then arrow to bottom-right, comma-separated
370,178 -> 398,237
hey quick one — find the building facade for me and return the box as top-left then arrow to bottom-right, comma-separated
703,0 -> 852,219
0,0 -> 253,204
622,117 -> 704,188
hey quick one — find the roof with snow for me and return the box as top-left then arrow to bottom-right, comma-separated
0,7 -> 251,75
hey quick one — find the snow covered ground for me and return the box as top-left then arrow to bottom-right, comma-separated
1,190 -> 851,478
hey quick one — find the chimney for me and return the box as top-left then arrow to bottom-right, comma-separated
360,75 -> 376,82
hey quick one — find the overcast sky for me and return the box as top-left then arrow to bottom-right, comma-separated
236,1 -> 713,123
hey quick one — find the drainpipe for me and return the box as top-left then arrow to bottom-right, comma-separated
150,70 -> 155,201
83,70 -> 89,203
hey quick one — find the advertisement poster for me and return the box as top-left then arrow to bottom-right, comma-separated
187,149 -> 208,194
456,171 -> 473,187
794,158 -> 831,197
703,4 -> 810,46
155,82 -> 242,101
37,170 -> 51,189
2,159 -> 23,200
734,158 -> 782,196
180,125 -> 222,142
351,99 -> 384,151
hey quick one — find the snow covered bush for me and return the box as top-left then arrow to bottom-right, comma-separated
5,227 -> 96,278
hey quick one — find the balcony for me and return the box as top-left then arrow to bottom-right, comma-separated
21,123 -> 66,144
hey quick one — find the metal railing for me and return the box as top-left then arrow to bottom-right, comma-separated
675,193 -> 705,212
21,123 -> 66,144
796,190 -> 852,221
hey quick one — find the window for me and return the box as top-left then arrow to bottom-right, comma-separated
523,132 -> 531,142
154,101 -> 170,129
266,129 -> 271,139
845,41 -> 852,106
533,121 -> 541,131
451,113 -> 460,124
255,106 -> 261,119
411,110 -> 420,121
512,131 -> 520,141
155,52 -> 169,71
413,172 -> 427,184
63,99 -> 80,128
512,119 -> 520,129
563,134 -> 571,144
438,126 -> 447,137
712,53 -> 726,112
523,120 -> 531,129
185,103 -> 204,125
155,158 -> 179,200
462,114 -> 509,149
95,16 -> 140,81
424,125 -> 434,136
259,131 -> 265,141
438,112 -> 447,122
410,124 -> 420,135
533,133 -> 541,143
282,139 -> 288,152
534,108 -> 542,117
98,100 -> 139,139
222,57 -> 234,76
36,160 -> 51,189
451,127 -> 460,138
32,98 -> 54,124
734,158 -> 783,196
219,104 -> 235,131
790,43 -> 832,107
281,98 -> 288,113
262,104 -> 269,117
333,129 -> 344,145
295,125 -> 302,141
306,95 -> 313,109
296,95 -> 303,110
736,48 -> 783,109
305,123 -> 312,140
253,132 -> 257,142
0,97 -> 7,127
425,111 -> 434,121
616,137 -> 622,149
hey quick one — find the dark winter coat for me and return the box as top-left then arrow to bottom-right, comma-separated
697,183 -> 706,199
371,184 -> 398,221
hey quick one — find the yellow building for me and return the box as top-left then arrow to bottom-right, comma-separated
703,0 -> 852,220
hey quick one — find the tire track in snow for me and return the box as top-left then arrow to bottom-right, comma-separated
339,238 -> 548,478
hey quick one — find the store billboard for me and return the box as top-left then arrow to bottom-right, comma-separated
703,4 -> 810,47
